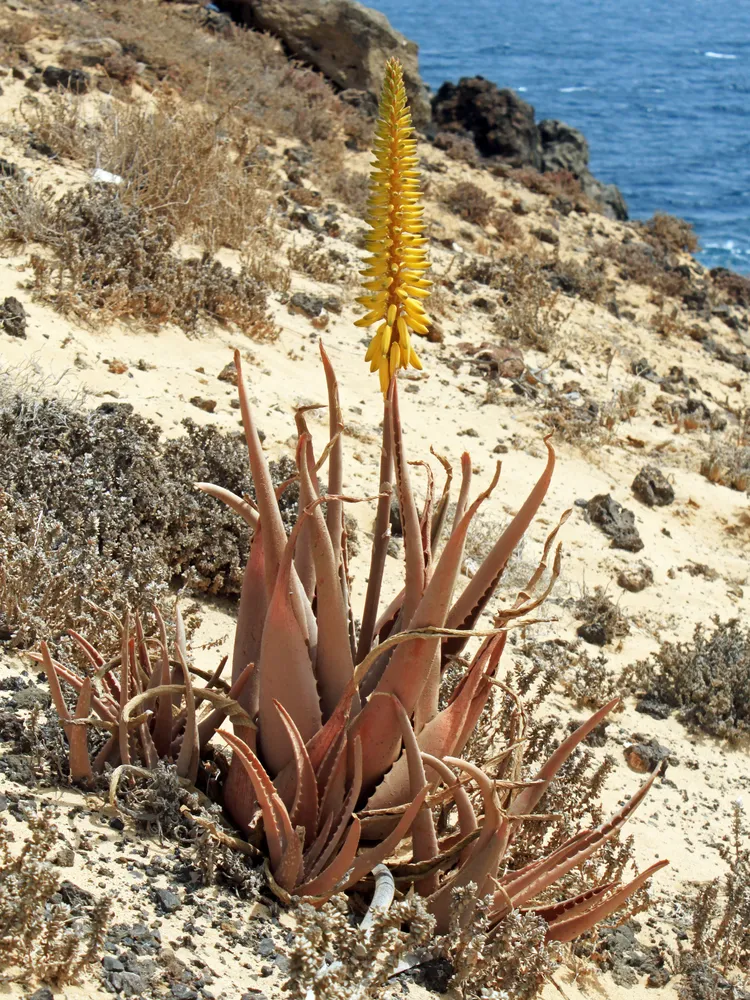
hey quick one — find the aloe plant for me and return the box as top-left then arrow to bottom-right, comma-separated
37,57 -> 666,942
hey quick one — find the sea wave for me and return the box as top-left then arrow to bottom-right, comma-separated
559,85 -> 591,92
704,51 -> 737,59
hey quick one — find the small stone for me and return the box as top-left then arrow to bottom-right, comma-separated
28,990 -> 54,1000
11,66 -> 26,80
586,494 -> 644,552
635,697 -> 672,721
289,291 -> 324,318
103,955 -> 124,972
322,295 -> 342,314
217,361 -> 238,385
310,311 -> 329,330
108,359 -> 128,374
472,295 -> 497,314
531,226 -> 560,245
625,738 -> 671,774
171,986 -> 198,1000
42,66 -> 90,93
617,562 -> 654,593
577,621 -> 608,647
118,972 -> 147,997
60,37 -> 123,66
257,936 -> 276,957
190,396 -> 217,413
155,888 -> 182,913
109,816 -> 125,831
24,75 -> 43,92
631,465 -> 675,507
0,296 -> 27,339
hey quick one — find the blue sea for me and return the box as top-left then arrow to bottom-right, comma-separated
367,0 -> 750,273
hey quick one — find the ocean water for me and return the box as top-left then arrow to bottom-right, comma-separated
367,0 -> 750,273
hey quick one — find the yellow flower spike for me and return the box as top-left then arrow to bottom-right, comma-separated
356,57 -> 432,395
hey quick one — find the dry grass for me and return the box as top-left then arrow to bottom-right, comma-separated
493,252 -> 568,352
641,212 -> 700,255
598,236 -> 693,299
701,411 -> 750,492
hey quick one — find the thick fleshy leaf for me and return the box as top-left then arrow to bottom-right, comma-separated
544,860 -> 669,942
257,513 -> 322,776
356,392 -> 394,663
68,678 -> 94,786
296,817 -> 361,898
494,767 -> 663,919
230,524 -> 266,713
508,697 -> 620,819
297,434 -> 355,720
425,757 -> 509,932
444,438 -> 555,659
273,700 -> 318,847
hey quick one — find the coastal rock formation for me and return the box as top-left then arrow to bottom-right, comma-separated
219,0 -> 431,124
539,119 -> 628,220
432,76 -> 542,166
432,76 -> 628,220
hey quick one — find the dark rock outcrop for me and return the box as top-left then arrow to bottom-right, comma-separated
432,77 -> 541,167
586,494 -> 644,552
431,77 -> 628,220
219,0 -> 431,124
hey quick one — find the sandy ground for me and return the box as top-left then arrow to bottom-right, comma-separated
1,9 -> 750,1000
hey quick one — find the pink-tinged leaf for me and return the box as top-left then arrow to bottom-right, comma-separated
257,512 -> 322,777
234,349 -> 291,599
421,753 -> 477,867
198,662 -> 254,749
316,733 -> 348,830
530,881 -> 616,924
305,738 -> 363,882
68,678 -> 94,786
194,483 -> 259,530
339,786 -> 430,892
444,438 -> 555,658
175,619 -> 200,785
296,817 -> 362,898
118,614 -> 132,768
428,449 -> 453,552
297,435 -> 356,720
452,452 -> 473,532
152,606 -> 174,760
509,697 -> 620,819
426,757 -> 510,933
29,649 -> 116,723
356,394 -> 394,663
544,860 -> 669,943
92,733 -> 119,774
293,419 -> 318,601
273,700 -> 318,848
390,379 -> 425,630
219,729 -> 288,875
40,641 -> 72,723
319,342 -> 345,571
496,767 -> 663,917
355,466 -> 501,790
231,525 -> 266,715
383,694 -> 439,895
68,629 -> 104,669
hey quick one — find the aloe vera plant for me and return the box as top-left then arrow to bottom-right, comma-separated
38,57 -> 666,942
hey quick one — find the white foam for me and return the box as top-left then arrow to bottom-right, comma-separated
704,51 -> 737,59
559,85 -> 591,92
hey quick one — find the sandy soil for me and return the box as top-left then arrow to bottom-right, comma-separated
1,7 -> 749,1000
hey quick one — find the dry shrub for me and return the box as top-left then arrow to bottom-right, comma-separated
324,169 -> 370,217
492,209 -> 524,245
563,648 -> 620,710
285,892 -> 435,999
548,255 -> 608,303
443,181 -> 496,225
433,131 -> 481,166
625,618 -> 750,742
598,236 -> 692,299
679,802 -> 750,999
572,585 -> 631,647
701,411 -> 750,491
0,810 -> 111,985
493,252 -> 567,352
0,379 -> 297,649
710,268 -> 750,308
20,94 -> 277,252
641,212 -> 699,255
288,241 -> 351,283
0,183 -> 276,337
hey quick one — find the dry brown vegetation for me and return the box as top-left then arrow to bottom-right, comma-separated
443,180 -> 497,225
0,810 -> 110,984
